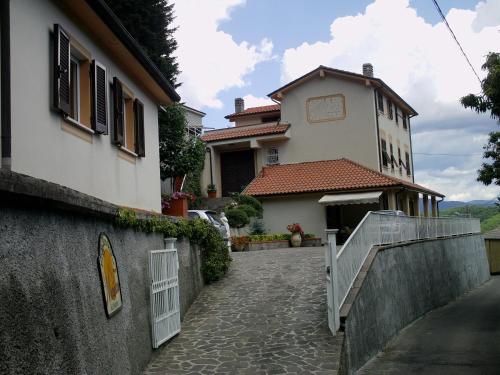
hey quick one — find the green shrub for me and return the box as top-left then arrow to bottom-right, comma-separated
304,233 -> 316,239
116,209 -> 231,283
226,208 -> 250,228
233,194 -> 263,215
238,204 -> 259,219
248,233 -> 291,242
250,219 -> 266,235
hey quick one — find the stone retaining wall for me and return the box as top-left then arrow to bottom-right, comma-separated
340,234 -> 490,374
0,171 -> 205,375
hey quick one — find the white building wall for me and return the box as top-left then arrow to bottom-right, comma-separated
279,76 -> 380,171
10,0 -> 162,212
262,194 -> 327,243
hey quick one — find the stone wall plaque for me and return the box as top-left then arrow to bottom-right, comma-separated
98,233 -> 122,317
306,94 -> 346,123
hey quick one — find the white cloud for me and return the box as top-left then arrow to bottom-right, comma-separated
472,0 -> 500,31
241,94 -> 276,108
172,0 -> 274,109
281,0 -> 499,200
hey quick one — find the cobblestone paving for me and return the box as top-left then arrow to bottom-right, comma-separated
143,247 -> 343,375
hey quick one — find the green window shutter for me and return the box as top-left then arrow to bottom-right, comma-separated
91,60 -> 108,134
134,99 -> 145,157
53,24 -> 71,115
112,77 -> 124,145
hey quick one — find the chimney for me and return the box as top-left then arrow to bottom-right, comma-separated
235,98 -> 245,113
362,63 -> 374,78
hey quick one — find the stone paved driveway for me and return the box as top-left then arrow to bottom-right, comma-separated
143,247 -> 343,375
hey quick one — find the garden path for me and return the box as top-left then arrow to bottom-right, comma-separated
143,247 -> 343,375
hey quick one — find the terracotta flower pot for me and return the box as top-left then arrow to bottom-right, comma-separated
290,232 -> 302,247
163,197 -> 188,218
208,191 -> 217,199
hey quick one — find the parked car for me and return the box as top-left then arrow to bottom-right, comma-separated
188,210 -> 229,239
376,210 -> 407,217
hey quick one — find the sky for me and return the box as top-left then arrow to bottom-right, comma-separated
171,0 -> 500,201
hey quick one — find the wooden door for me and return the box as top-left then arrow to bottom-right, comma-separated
220,150 -> 255,197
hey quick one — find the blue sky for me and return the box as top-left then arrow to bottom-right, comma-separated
172,0 -> 499,200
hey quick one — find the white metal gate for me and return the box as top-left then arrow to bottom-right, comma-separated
149,238 -> 180,348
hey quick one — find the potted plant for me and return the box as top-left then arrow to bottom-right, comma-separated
162,192 -> 192,218
207,184 -> 217,198
231,235 -> 249,252
287,223 -> 304,247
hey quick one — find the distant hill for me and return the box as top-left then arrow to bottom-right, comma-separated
439,200 -> 496,210
439,204 -> 500,232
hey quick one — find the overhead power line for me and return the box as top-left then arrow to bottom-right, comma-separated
431,0 -> 482,84
414,152 -> 481,157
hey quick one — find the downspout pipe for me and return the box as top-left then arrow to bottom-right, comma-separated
408,114 -> 416,183
1,0 -> 11,170
437,196 -> 444,217
373,89 -> 382,172
206,147 -> 213,186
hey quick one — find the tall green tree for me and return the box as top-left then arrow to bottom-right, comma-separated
158,104 -> 205,181
461,52 -> 500,186
105,0 -> 180,86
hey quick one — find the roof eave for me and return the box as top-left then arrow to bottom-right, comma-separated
83,0 -> 180,103
267,65 -> 417,116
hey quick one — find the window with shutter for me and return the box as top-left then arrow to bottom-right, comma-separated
112,77 -> 124,145
91,60 -> 108,134
134,99 -> 145,157
387,101 -> 393,120
53,24 -> 71,115
381,139 -> 389,168
377,91 -> 384,113
395,107 -> 399,125
398,148 -> 403,174
389,143 -> 395,170
402,114 -> 408,130
405,152 -> 411,176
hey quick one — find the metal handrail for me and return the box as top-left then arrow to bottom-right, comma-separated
335,212 -> 480,308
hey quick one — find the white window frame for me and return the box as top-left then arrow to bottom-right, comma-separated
267,147 -> 279,165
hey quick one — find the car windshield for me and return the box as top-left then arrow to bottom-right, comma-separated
207,212 -> 222,225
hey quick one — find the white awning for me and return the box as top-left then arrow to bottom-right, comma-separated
318,191 -> 382,206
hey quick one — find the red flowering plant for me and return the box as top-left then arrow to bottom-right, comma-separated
161,192 -> 195,210
286,223 -> 304,239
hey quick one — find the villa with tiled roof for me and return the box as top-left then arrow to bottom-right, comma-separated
201,64 -> 444,240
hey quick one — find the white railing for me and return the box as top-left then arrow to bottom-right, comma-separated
336,212 -> 480,309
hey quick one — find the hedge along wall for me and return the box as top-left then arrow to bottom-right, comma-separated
0,171 -> 204,375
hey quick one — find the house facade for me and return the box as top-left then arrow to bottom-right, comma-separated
0,0 -> 180,212
201,64 -> 443,240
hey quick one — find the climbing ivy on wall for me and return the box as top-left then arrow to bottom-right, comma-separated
116,209 -> 231,283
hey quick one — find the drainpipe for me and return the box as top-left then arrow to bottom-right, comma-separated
408,114 -> 416,183
437,196 -> 444,217
206,147 -> 213,186
1,0 -> 11,170
373,89 -> 382,172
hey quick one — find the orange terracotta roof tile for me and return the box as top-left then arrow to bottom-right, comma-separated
243,159 -> 443,197
201,123 -> 289,142
225,104 -> 280,119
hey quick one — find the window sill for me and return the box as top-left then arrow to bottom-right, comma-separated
119,146 -> 138,158
63,116 -> 94,135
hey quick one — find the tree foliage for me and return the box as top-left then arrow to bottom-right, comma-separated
460,52 -> 500,186
105,0 -> 180,86
158,104 -> 205,180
